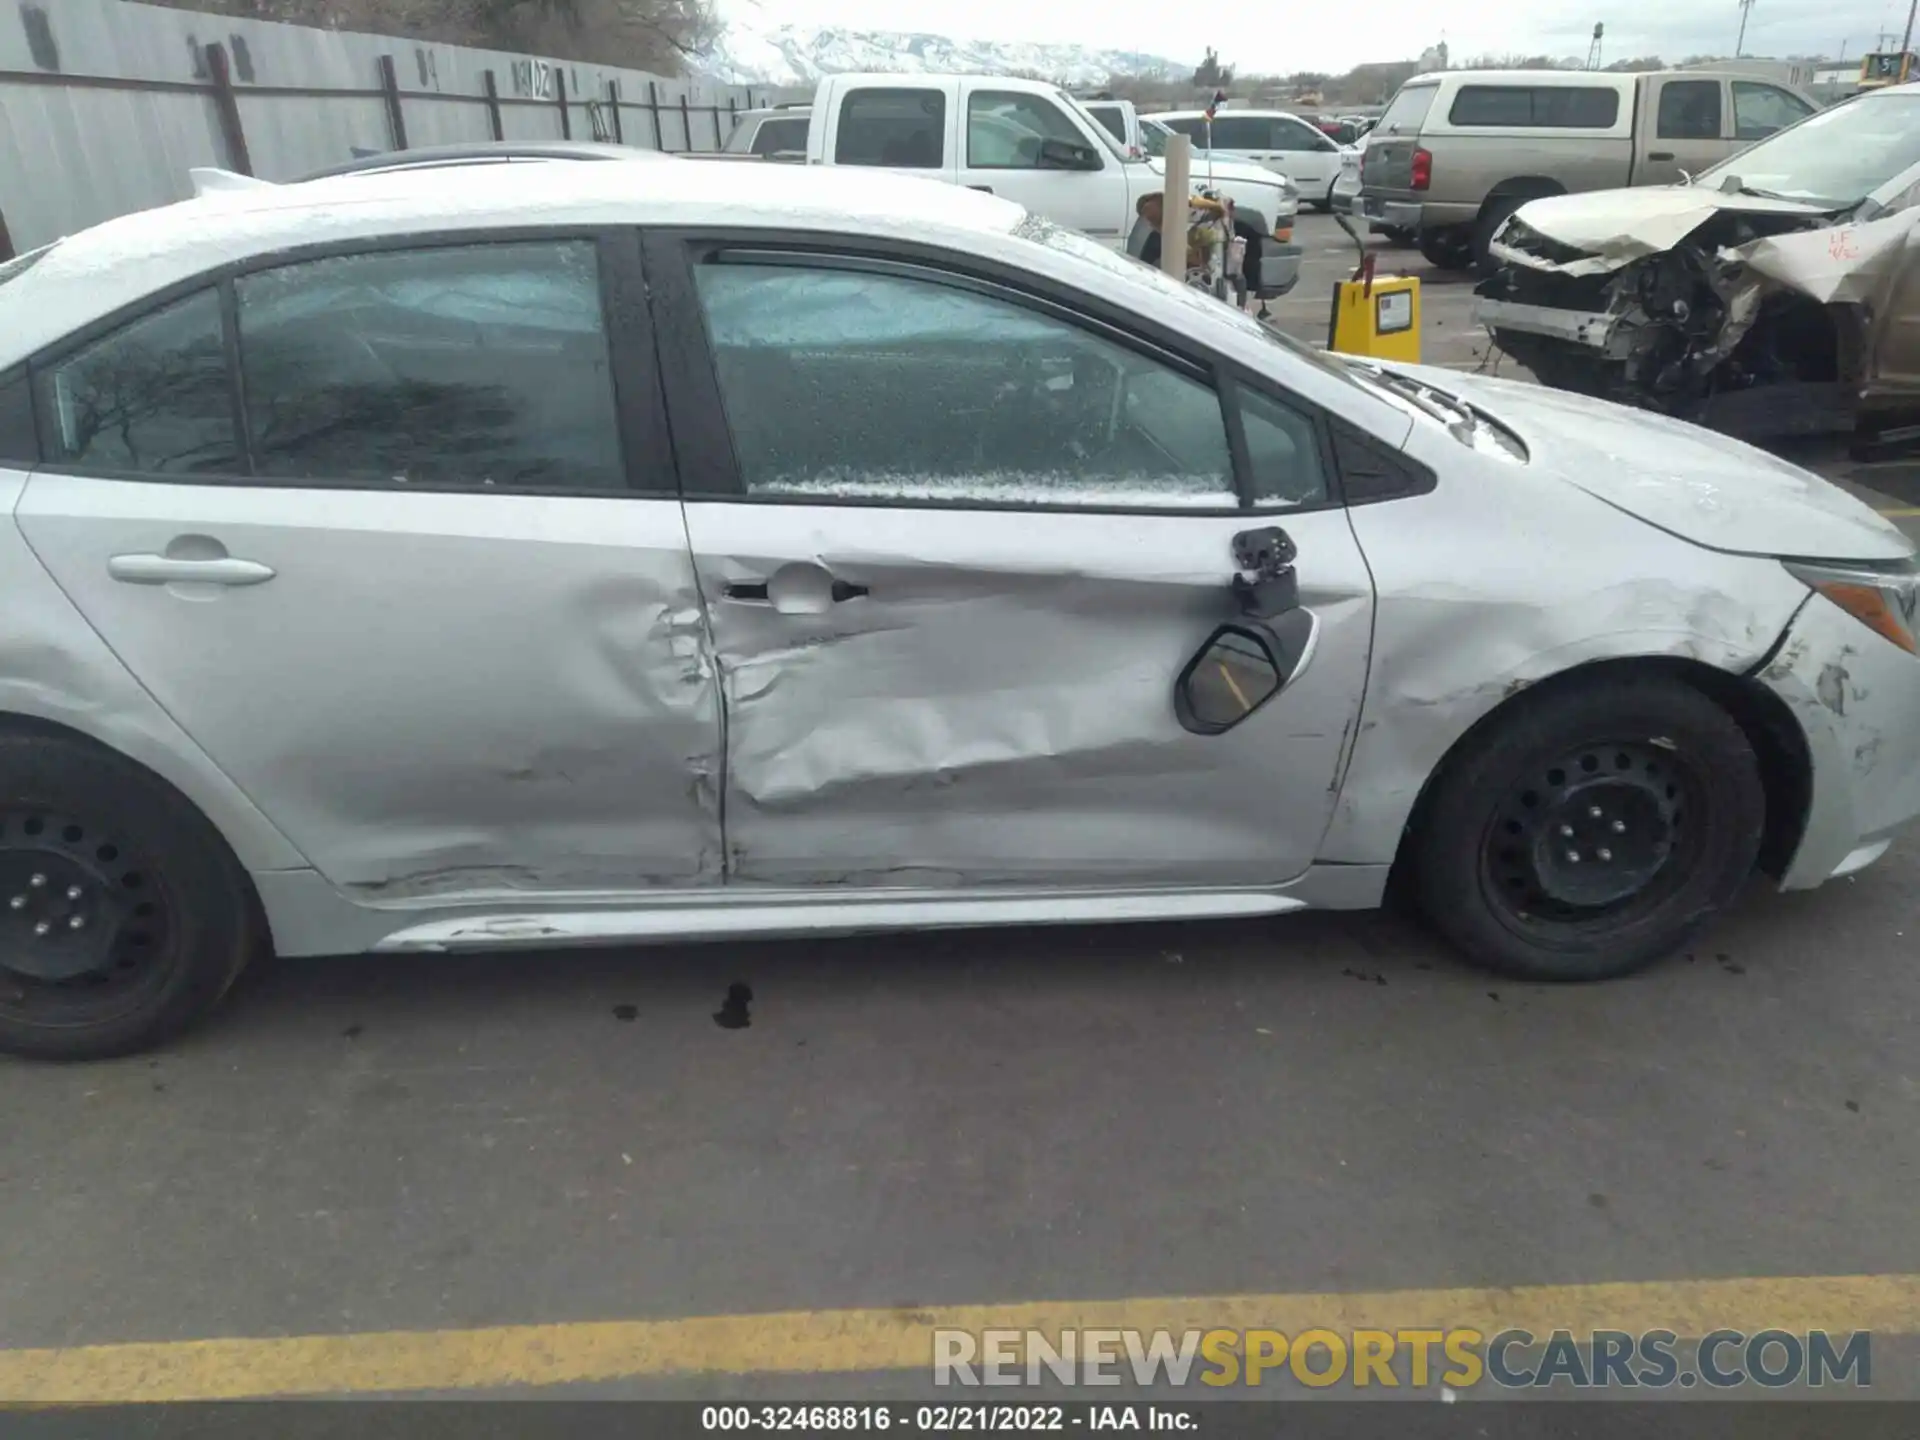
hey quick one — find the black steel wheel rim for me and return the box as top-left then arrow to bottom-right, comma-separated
0,808 -> 175,1020
1479,740 -> 1707,930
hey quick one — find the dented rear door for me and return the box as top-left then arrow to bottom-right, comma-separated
17,232 -> 724,899
650,236 -> 1374,889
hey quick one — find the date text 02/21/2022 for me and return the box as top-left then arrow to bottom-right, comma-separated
700,1405 -> 1194,1431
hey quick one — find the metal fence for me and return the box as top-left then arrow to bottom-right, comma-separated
0,0 -> 768,257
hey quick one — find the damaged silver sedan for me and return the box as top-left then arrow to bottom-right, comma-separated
1477,84 -> 1920,443
0,159 -> 1916,1058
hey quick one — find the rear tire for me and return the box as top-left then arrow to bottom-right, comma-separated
1407,673 -> 1764,982
0,732 -> 260,1060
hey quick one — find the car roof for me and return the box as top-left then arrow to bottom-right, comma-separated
1413,69 -> 1631,86
0,161 -> 1032,368
299,140 -> 669,180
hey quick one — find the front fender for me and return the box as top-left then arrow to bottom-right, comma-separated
1316,438 -> 1816,867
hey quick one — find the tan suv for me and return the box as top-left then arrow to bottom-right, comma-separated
1359,68 -> 1819,272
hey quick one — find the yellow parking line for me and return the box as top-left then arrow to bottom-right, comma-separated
1,1273 -> 1917,1401
1877,506 -> 1920,517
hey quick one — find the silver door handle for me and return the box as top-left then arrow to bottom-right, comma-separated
108,554 -> 276,586
722,561 -> 867,614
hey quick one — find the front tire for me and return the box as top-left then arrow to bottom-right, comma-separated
0,731 -> 260,1060
1417,229 -> 1471,270
1471,195 -> 1529,277
1407,673 -> 1764,982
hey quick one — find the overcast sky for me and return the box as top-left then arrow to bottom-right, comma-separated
721,0 -> 1905,73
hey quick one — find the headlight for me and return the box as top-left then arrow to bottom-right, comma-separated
1784,557 -> 1920,654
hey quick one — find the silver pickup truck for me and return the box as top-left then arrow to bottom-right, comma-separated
1360,67 -> 1820,273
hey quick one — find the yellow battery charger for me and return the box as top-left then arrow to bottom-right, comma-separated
1326,256 -> 1421,363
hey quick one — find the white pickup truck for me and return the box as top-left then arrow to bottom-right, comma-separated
753,74 -> 1303,299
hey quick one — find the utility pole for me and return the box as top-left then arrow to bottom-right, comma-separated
1735,0 -> 1755,57
1902,0 -> 1917,56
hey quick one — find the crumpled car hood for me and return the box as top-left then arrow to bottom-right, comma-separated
1502,185 -> 1835,276
1383,362 -> 1913,562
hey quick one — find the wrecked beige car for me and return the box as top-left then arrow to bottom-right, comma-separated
1475,84 -> 1920,444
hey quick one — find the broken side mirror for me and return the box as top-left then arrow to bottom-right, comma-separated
1175,609 -> 1317,736
1232,524 -> 1300,619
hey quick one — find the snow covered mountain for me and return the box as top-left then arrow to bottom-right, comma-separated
702,22 -> 1188,88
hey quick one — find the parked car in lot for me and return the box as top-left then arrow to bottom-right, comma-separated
1476,83 -> 1920,443
1361,67 -> 1822,273
785,75 -> 1302,299
1155,107 -> 1353,210
722,105 -> 810,160
0,161 -> 1913,1057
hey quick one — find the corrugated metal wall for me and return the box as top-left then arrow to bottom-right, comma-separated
0,0 -> 766,254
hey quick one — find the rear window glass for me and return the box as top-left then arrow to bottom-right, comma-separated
1375,84 -> 1438,136
835,87 -> 946,168
752,116 -> 807,155
1448,85 -> 1620,128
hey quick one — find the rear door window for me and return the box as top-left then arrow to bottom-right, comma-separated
1087,106 -> 1127,143
834,87 -> 946,168
1274,117 -> 1332,151
1658,80 -> 1723,140
1375,83 -> 1439,136
235,241 -> 624,490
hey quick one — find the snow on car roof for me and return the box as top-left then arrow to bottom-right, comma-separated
0,160 -> 1028,370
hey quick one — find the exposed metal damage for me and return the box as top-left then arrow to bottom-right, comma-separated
1474,190 -> 1913,442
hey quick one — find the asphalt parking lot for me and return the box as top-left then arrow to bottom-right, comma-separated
2,215 -> 1920,1409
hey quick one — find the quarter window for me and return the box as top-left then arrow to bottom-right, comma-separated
234,241 -> 623,490
693,262 -> 1237,509
1658,80 -> 1722,140
1732,82 -> 1813,141
967,92 -> 1088,169
835,87 -> 945,168
36,288 -> 239,475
